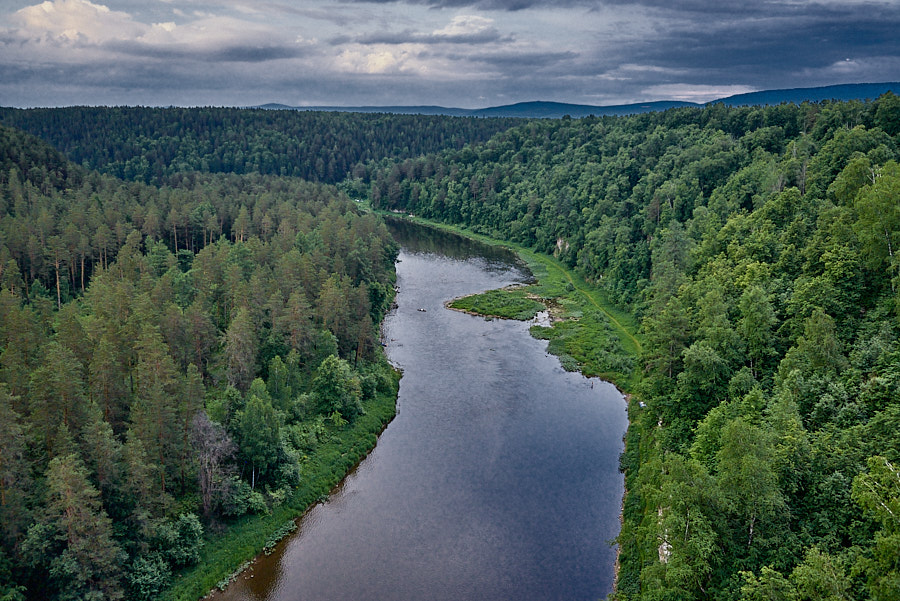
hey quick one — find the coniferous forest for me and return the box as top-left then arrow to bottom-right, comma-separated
0,124 -> 402,600
2,94 -> 900,600
0,107 -> 520,186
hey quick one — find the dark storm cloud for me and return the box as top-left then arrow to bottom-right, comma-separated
603,2 -> 900,87
340,0 -> 886,17
341,0 -> 548,9
340,0 -> 900,86
0,50 -> 317,107
458,49 -> 579,71
255,2 -> 380,27
337,0 -> 728,10
3,0 -> 900,108
106,40 -> 309,63
0,59 -> 198,97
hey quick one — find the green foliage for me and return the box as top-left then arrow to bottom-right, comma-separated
449,287 -> 545,320
853,161 -> 900,286
126,554 -> 171,601
852,456 -> 900,600
220,477 -> 266,517
312,355 -> 364,421
161,364 -> 398,601
262,520 -> 297,556
22,454 -> 126,601
237,394 -> 282,486
0,549 -> 25,601
154,514 -> 204,568
740,565 -> 795,601
3,94 -> 900,601
414,220 -> 641,386
0,107 -> 519,186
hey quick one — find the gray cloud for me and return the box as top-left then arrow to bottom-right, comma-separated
2,0 -> 899,108
600,3 -> 900,87
340,0 -> 547,9
106,39 -> 309,63
339,0 -> 880,15
457,49 -> 579,71
344,29 -> 507,44
334,0 -> 900,92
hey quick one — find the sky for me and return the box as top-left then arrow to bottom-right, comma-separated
1,0 -> 899,108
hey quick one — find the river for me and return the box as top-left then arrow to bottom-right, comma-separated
214,220 -> 628,601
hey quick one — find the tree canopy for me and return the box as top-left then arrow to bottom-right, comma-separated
0,125 -> 398,600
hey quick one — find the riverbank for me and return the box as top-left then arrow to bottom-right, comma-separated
384,214 -> 642,391
162,363 -> 400,601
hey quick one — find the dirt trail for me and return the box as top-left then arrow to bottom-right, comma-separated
540,257 -> 643,354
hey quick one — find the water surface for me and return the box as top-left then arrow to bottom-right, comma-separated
216,222 -> 627,601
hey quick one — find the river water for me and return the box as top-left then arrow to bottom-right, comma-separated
215,221 -> 628,601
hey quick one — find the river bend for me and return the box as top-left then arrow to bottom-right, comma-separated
215,223 -> 627,601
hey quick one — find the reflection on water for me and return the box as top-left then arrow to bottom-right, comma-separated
215,219 -> 627,601
385,217 -> 534,279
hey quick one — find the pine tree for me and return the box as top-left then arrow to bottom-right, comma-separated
27,342 -> 88,458
23,454 -> 125,601
224,307 -> 257,393
0,386 -> 31,552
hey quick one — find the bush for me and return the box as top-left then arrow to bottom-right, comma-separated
155,514 -> 204,568
127,554 -> 172,601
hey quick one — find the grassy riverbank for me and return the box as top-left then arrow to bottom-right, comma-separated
394,214 -> 642,391
163,364 -> 399,601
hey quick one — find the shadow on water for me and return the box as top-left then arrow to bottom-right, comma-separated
385,216 -> 533,279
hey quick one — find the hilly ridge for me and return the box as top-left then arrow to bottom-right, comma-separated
266,100 -> 699,118
258,81 -> 900,118
713,81 -> 900,106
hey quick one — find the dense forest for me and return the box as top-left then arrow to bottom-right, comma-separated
365,93 -> 900,600
2,93 -> 900,601
0,125 -> 400,600
0,107 -> 519,187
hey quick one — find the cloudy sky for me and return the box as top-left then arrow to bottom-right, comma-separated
1,0 -> 899,108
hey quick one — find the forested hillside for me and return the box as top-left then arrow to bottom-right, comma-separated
0,125 -> 399,601
367,94 -> 900,600
3,93 -> 900,601
0,107 -> 519,186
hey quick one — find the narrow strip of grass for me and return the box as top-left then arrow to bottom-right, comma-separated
162,366 -> 399,601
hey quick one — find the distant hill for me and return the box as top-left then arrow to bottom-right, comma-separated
712,82 -> 900,106
256,100 -> 699,118
467,100 -> 698,118
256,103 -> 475,116
257,82 -> 900,119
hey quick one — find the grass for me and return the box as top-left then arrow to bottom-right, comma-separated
448,287 -> 546,320
162,365 -> 400,601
